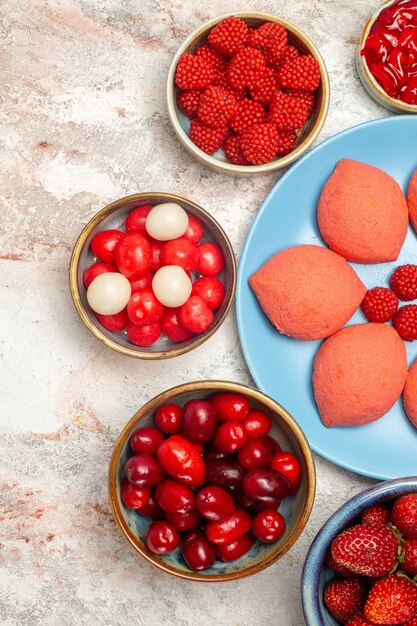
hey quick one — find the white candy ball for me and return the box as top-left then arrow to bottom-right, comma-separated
145,203 -> 189,241
87,272 -> 131,315
152,265 -> 192,308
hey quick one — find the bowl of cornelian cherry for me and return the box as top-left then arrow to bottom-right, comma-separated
166,12 -> 330,176
69,193 -> 236,359
108,381 -> 316,581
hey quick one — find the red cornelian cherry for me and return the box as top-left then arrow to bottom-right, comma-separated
154,403 -> 183,434
95,308 -> 128,332
205,509 -> 252,545
182,399 -> 218,444
127,321 -> 161,346
178,295 -> 213,334
165,509 -> 202,532
130,427 -> 165,456
115,233 -> 152,279
129,272 -> 154,293
125,205 -> 153,236
196,485 -> 235,521
235,490 -> 281,512
160,237 -> 199,272
157,435 -> 206,487
127,290 -> 165,326
196,242 -> 225,276
145,520 -> 179,555
210,392 -> 250,421
183,214 -> 204,244
237,435 -> 276,469
137,494 -> 163,519
154,478 -> 196,513
252,509 -> 286,543
203,444 -> 229,462
84,262 -> 117,287
160,308 -> 195,343
90,229 -> 125,263
191,276 -> 225,311
205,458 -> 245,492
182,530 -> 216,571
270,451 -> 302,494
213,420 -> 248,453
243,468 -> 291,502
216,532 -> 255,562
125,454 -> 165,488
121,479 -> 150,510
243,410 -> 272,437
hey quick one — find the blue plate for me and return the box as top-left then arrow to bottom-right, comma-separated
236,116 -> 417,481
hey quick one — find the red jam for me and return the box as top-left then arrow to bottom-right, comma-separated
362,0 -> 417,104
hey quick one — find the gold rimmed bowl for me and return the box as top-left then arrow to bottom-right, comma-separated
166,12 -> 330,176
69,193 -> 236,359
108,380 -> 316,582
357,0 -> 417,114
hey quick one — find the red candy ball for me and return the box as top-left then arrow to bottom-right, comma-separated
183,214 -> 204,244
115,233 -> 152,279
196,242 -> 224,277
84,262 -> 117,287
127,290 -> 164,326
192,277 -> 225,311
178,295 -> 213,334
127,321 -> 161,346
95,309 -> 128,332
91,229 -> 124,263
129,272 -> 154,293
125,205 -> 153,236
160,308 -> 195,343
160,237 -> 199,272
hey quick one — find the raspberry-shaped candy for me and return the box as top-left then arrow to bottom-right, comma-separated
196,45 -> 227,82
208,16 -> 249,56
277,54 -> 321,91
250,66 -> 278,106
189,118 -> 228,155
177,90 -> 202,119
240,122 -> 280,164
249,22 -> 288,68
390,264 -> 417,301
198,86 -> 238,128
227,47 -> 266,91
361,287 -> 399,323
276,129 -> 297,156
175,52 -> 215,90
284,88 -> 316,115
269,91 -> 309,131
229,98 -> 267,134
224,134 -> 250,165
393,304 -> 417,341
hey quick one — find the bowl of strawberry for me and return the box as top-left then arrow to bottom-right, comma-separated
302,477 -> 417,626
166,12 -> 329,175
108,380 -> 316,581
69,193 -> 236,359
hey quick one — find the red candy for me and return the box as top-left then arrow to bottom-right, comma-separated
127,290 -> 164,326
129,272 -> 154,293
115,233 -> 152,279
196,242 -> 225,277
91,229 -> 124,263
160,237 -> 199,272
183,214 -> 204,244
178,295 -> 214,334
125,205 -> 153,236
160,309 -> 195,342
95,309 -> 128,332
84,261 -> 117,287
192,277 -> 225,311
127,321 -> 161,346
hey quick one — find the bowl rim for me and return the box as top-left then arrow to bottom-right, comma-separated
357,0 -> 417,113
166,11 -> 330,175
108,379 -> 317,582
69,192 -> 237,359
301,476 -> 417,626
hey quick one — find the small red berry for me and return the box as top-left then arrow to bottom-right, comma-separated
276,129 -> 297,155
324,577 -> 368,624
361,504 -> 391,525
175,52 -> 215,90
229,98 -> 267,134
284,88 -> 316,115
249,67 -> 278,106
269,91 -> 309,131
390,265 -> 417,301
402,538 -> 417,575
195,44 -> 227,80
224,134 -> 250,165
240,122 -> 281,165
361,287 -> 399,323
177,90 -> 202,119
393,305 -> 417,341
277,54 -> 321,91
392,493 -> 417,539
189,118 -> 228,155
276,45 -> 300,68
249,22 -> 288,68
227,47 -> 266,91
197,85 -> 238,128
207,16 -> 250,56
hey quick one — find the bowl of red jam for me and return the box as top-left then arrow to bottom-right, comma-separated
108,380 -> 316,581
357,0 -> 417,113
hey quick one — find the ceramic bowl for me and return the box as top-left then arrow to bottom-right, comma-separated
108,380 -> 316,581
356,0 -> 417,114
301,476 -> 417,625
166,12 -> 330,176
69,193 -> 236,359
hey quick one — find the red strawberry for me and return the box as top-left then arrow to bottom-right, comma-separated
331,523 -> 399,577
392,494 -> 417,539
393,305 -> 417,341
195,44 -> 227,82
249,22 -> 288,68
240,122 -> 280,165
250,66 -> 278,106
197,85 -> 237,128
346,613 -> 376,626
189,119 -> 228,155
402,539 -> 417,576
177,90 -> 202,119
364,575 -> 417,625
326,550 -> 357,577
227,47 -> 266,91
229,98 -> 267,134
269,91 -> 309,130
361,504 -> 391,526
223,134 -> 250,165
175,52 -> 215,90
284,88 -> 316,115
207,16 -> 249,56
361,287 -> 399,323
390,265 -> 417,301
324,577 -> 368,623
277,54 -> 321,91
276,130 -> 297,156
404,616 -> 417,626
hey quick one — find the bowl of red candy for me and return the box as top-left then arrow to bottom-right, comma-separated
357,0 -> 417,114
69,193 -> 236,359
166,12 -> 330,176
302,477 -> 417,625
108,381 -> 316,581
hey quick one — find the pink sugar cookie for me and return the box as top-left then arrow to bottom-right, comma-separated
403,358 -> 417,429
407,169 -> 417,234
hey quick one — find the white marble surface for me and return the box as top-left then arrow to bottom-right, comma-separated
0,1 -> 389,624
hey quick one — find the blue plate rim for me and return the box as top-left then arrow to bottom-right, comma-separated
236,115 -> 417,481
